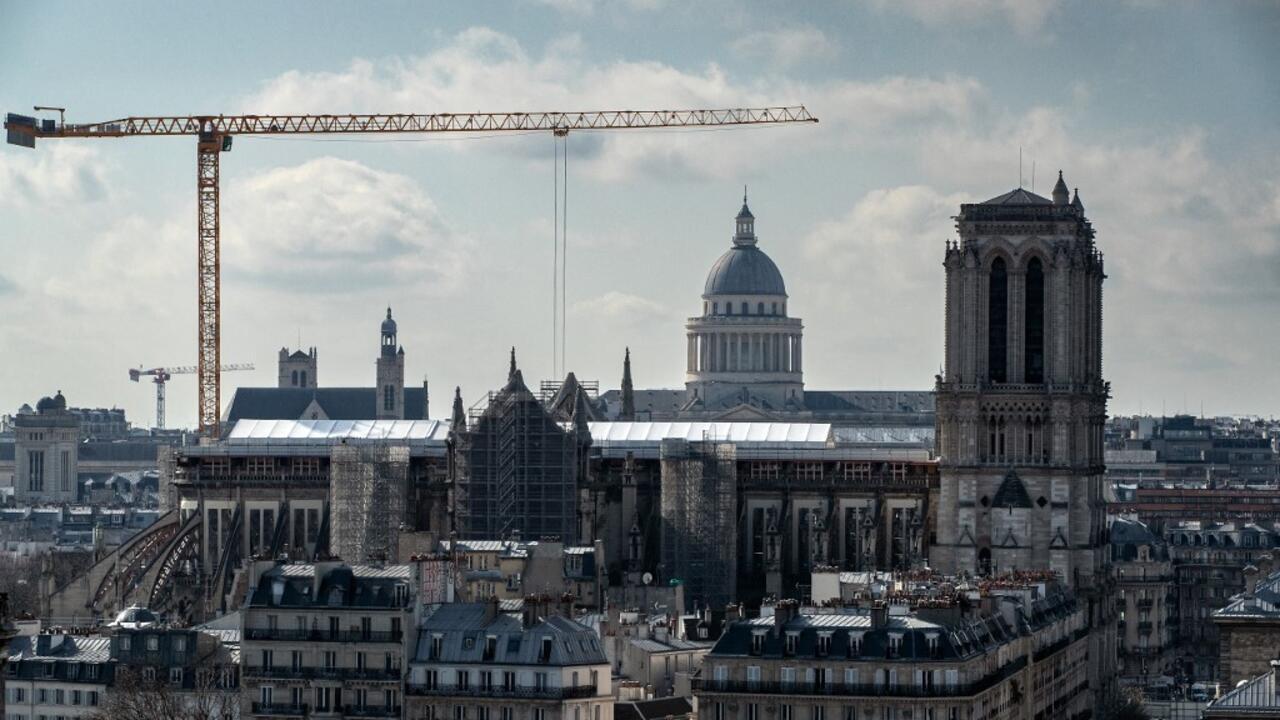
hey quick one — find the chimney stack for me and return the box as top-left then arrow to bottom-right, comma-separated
774,599 -> 798,636
871,601 -> 889,630
484,595 -> 501,624
1244,565 -> 1260,597
523,594 -> 541,628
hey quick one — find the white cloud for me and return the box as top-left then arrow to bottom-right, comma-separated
571,291 -> 668,323
866,0 -> 1062,36
730,26 -> 838,67
222,157 -> 469,295
240,28 -> 987,182
0,144 -> 109,207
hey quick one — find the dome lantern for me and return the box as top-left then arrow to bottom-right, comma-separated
734,187 -> 756,246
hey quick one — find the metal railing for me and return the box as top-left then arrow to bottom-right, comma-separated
406,683 -> 598,700
250,702 -> 308,716
342,705 -> 402,718
243,628 -> 403,643
244,666 -> 401,682
693,659 -> 1025,700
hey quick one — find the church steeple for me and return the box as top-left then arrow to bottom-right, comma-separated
381,307 -> 398,358
450,386 -> 466,433
734,187 -> 757,246
1052,170 -> 1070,206
508,347 -> 517,382
620,347 -> 635,420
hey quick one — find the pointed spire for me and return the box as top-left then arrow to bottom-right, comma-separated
572,385 -> 592,439
508,346 -> 517,382
620,347 -> 635,420
1071,187 -> 1084,211
1052,170 -> 1070,206
450,386 -> 466,432
734,188 -> 756,246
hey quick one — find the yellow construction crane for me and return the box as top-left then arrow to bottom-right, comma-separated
129,363 -> 254,430
5,106 -> 818,437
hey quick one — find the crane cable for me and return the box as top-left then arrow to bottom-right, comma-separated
552,131 -> 569,380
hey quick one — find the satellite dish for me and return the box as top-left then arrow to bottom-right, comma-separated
642,572 -> 654,586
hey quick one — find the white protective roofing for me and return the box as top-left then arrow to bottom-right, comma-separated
227,419 -> 449,443
587,421 -> 832,446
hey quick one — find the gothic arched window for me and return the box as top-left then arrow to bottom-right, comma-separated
1025,258 -> 1045,383
291,370 -> 298,386
988,257 -> 1008,383
300,370 -> 307,387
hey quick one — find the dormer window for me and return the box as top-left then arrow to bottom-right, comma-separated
784,632 -> 798,656
540,637 -> 553,662
750,631 -> 766,655
484,636 -> 497,661
848,633 -> 863,656
926,633 -> 940,658
430,634 -> 443,660
816,633 -> 831,656
887,633 -> 903,658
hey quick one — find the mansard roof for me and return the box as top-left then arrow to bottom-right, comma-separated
224,387 -> 429,424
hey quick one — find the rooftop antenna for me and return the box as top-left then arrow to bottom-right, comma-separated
1019,146 -> 1023,188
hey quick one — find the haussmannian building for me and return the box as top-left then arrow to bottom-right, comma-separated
239,560 -> 413,719
405,598 -> 613,720
695,578 -> 1091,720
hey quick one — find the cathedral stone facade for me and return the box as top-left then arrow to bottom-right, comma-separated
932,172 -> 1116,704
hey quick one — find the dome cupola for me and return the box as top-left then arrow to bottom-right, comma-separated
703,191 -> 787,298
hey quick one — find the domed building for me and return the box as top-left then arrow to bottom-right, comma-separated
684,194 -> 805,415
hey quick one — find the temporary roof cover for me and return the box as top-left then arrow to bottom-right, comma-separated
587,421 -> 831,446
227,419 -> 449,443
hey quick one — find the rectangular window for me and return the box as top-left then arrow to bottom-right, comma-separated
60,450 -> 70,492
169,667 -> 182,685
28,450 -> 44,492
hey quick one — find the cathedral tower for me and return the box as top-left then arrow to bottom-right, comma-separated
376,307 -> 405,419
933,174 -> 1114,703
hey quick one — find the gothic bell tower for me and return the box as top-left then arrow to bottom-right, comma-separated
933,173 -> 1107,580
376,307 -> 405,419
932,172 -> 1114,705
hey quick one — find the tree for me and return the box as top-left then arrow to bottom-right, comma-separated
1102,687 -> 1152,720
86,665 -> 239,720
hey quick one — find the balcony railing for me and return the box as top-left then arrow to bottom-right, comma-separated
251,703 -> 308,717
693,659 -> 1026,700
342,705 -> 402,718
243,628 -> 403,643
406,683 -> 598,700
244,666 -> 401,682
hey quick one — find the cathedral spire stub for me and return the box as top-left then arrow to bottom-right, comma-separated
450,386 -> 465,432
620,347 -> 635,420
508,346 -> 517,382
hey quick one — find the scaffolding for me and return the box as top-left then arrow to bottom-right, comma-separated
329,444 -> 409,563
660,434 -> 737,611
455,380 -> 582,542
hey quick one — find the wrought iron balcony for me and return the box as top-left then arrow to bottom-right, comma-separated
342,705 -> 402,718
693,660 -> 1026,700
244,666 -> 401,682
250,702 -> 308,717
406,683 -> 599,700
243,628 -> 402,643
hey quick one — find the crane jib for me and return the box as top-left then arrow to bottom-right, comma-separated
5,104 -> 817,436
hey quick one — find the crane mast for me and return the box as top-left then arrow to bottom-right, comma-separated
7,106 -> 818,437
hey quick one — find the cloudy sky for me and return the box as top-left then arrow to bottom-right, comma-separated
1,1 -> 1278,428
